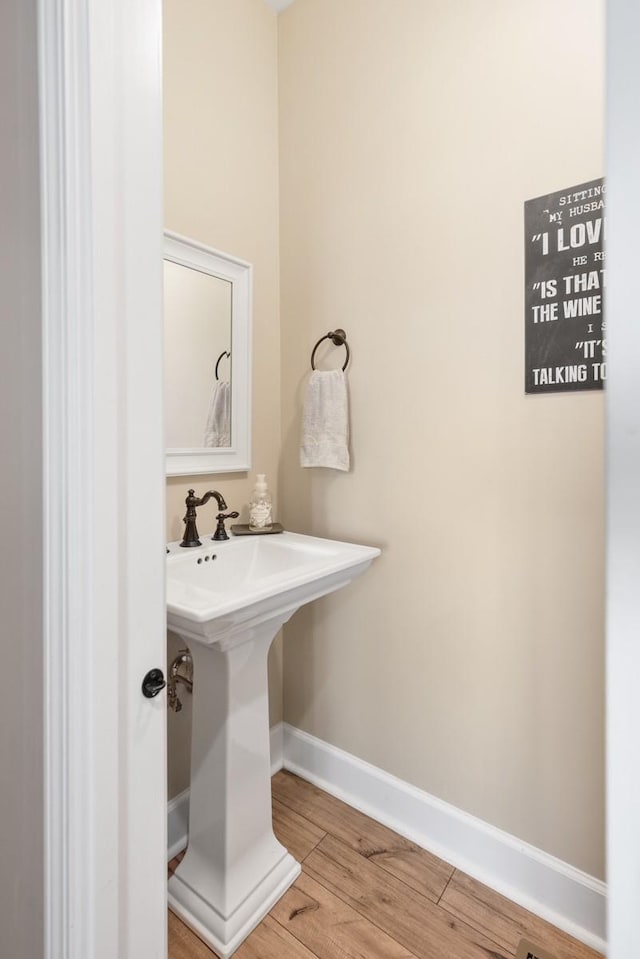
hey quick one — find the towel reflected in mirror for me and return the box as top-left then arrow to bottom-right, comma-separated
203,380 -> 231,447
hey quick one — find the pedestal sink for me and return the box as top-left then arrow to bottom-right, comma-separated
166,530 -> 380,958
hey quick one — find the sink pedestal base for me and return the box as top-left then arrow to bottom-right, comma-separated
168,849 -> 299,959
167,615 -> 300,958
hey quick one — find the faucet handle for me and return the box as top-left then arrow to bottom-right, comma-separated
185,488 -> 200,507
212,511 -> 240,541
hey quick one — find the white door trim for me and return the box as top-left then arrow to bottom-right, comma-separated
40,2 -> 104,954
606,2 -> 640,957
40,2 -> 166,957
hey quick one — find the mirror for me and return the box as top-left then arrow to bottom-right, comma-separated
164,231 -> 252,475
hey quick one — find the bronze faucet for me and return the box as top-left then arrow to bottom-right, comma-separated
180,489 -> 239,547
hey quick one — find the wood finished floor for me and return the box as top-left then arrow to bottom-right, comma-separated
168,771 -> 603,959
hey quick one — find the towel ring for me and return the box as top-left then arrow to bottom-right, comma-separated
310,329 -> 350,371
215,350 -> 230,381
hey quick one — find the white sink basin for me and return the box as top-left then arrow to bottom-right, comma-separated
166,529 -> 379,958
166,530 -> 380,645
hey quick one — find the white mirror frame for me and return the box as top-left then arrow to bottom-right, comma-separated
164,231 -> 252,475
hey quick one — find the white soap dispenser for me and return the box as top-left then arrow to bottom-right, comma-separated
249,474 -> 273,531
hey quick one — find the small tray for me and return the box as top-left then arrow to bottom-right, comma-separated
231,523 -> 284,536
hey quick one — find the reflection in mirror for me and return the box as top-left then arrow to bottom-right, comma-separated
164,231 -> 252,476
164,261 -> 232,448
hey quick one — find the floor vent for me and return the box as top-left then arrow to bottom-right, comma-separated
516,941 -> 558,959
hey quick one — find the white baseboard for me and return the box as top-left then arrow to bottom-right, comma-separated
167,720 -> 606,953
281,723 -> 607,954
167,722 -> 285,861
270,720 -> 284,773
167,787 -> 190,862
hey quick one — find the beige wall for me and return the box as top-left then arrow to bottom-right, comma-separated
164,0 -> 281,798
278,0 -> 605,879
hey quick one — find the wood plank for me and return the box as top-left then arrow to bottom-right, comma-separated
272,771 -> 453,901
236,915 -> 318,959
303,834 -> 510,959
272,796 -> 326,862
168,911 -> 216,959
440,871 -> 603,959
169,911 -> 315,959
271,869 -> 417,959
168,779 -> 600,959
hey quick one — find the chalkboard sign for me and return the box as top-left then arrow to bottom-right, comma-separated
524,177 -> 605,394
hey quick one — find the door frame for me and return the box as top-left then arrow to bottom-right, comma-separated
40,1 -> 166,957
605,1 -> 640,956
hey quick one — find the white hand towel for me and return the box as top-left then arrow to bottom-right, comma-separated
300,369 -> 350,471
203,380 -> 231,447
